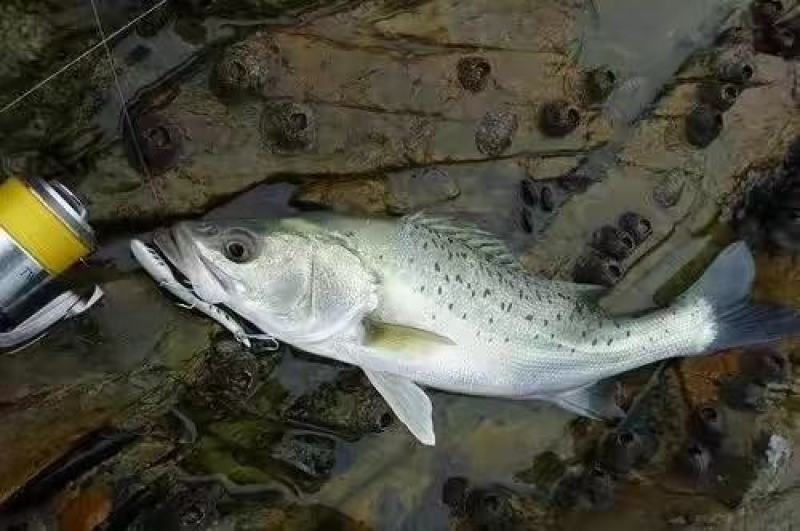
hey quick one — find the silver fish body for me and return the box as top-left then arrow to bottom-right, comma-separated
134,213 -> 800,445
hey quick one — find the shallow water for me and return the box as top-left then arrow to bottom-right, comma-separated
2,0 -> 800,530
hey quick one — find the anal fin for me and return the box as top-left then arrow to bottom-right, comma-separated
363,369 -> 436,445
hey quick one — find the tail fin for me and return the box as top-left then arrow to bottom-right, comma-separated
683,242 -> 800,351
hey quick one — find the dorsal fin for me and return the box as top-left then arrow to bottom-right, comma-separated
403,213 -> 526,273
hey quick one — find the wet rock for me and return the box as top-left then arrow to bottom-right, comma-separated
573,252 -> 624,287
135,0 -> 174,37
58,486 -> 113,531
514,451 -> 568,499
520,179 -> 537,207
691,404 -> 724,448
590,225 -> 636,260
385,167 -> 460,215
685,104 -> 723,148
124,112 -> 185,176
733,164 -> 800,253
2,430 -> 137,514
260,102 -> 316,154
257,503 -> 371,531
457,56 -> 492,92
599,429 -> 652,475
463,487 -> 517,530
752,0 -> 784,26
211,32 -> 280,96
520,207 -> 534,233
187,340 -> 274,419
475,110 -> 517,156
679,441 -> 713,481
292,177 -> 386,216
553,467 -> 615,511
618,212 -> 652,244
283,369 -> 393,439
133,485 -> 223,531
700,83 -> 741,112
784,136 -> 800,172
584,67 -> 616,103
538,100 -> 580,137
743,348 -> 791,385
441,476 -> 470,516
721,376 -> 772,412
756,23 -> 799,57
717,60 -> 755,84
652,171 -> 685,208
271,433 -> 336,480
557,172 -> 593,193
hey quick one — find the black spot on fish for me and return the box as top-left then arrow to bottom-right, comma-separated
543,319 -> 549,326
571,348 -> 575,353
467,282 -> 472,289
421,285 -> 425,292
614,321 -> 620,329
507,303 -> 512,312
484,289 -> 491,297
456,275 -> 462,283
582,331 -> 587,338
472,290 -> 476,297
438,287 -> 442,295
534,334 -> 539,339
592,339 -> 598,346
525,315 -> 533,321
448,251 -> 453,260
423,242 -> 428,249
432,314 -> 436,320
489,317 -> 494,324
505,337 -> 509,343
379,254 -> 384,260
536,292 -> 542,301
435,262 -> 440,272
607,339 -> 613,346
519,289 -> 524,299
556,313 -> 561,321
626,331 -> 631,337
501,302 -> 506,310
462,313 -> 467,319
449,303 -> 454,310
550,333 -> 555,339
445,275 -> 450,282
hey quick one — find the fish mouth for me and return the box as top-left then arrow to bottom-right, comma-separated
152,223 -> 230,304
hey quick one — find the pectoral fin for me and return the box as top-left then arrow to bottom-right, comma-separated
364,320 -> 455,357
546,379 -> 625,420
363,369 -> 436,445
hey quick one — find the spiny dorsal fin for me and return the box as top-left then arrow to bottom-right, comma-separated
404,213 -> 525,273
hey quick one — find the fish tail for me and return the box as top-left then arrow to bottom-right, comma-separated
683,241 -> 800,351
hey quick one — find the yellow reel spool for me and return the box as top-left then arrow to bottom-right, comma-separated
0,177 -> 91,275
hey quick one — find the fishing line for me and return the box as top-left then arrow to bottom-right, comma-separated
88,0 -> 155,184
0,0 -> 168,116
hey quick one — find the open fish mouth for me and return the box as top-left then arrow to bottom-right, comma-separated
151,223 -> 232,304
152,227 -> 193,289
130,233 -> 279,350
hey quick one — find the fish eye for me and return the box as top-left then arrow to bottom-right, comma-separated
222,231 -> 258,263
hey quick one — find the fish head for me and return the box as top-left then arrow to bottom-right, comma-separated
153,219 -> 316,320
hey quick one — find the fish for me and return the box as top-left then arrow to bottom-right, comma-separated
131,213 -> 800,445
